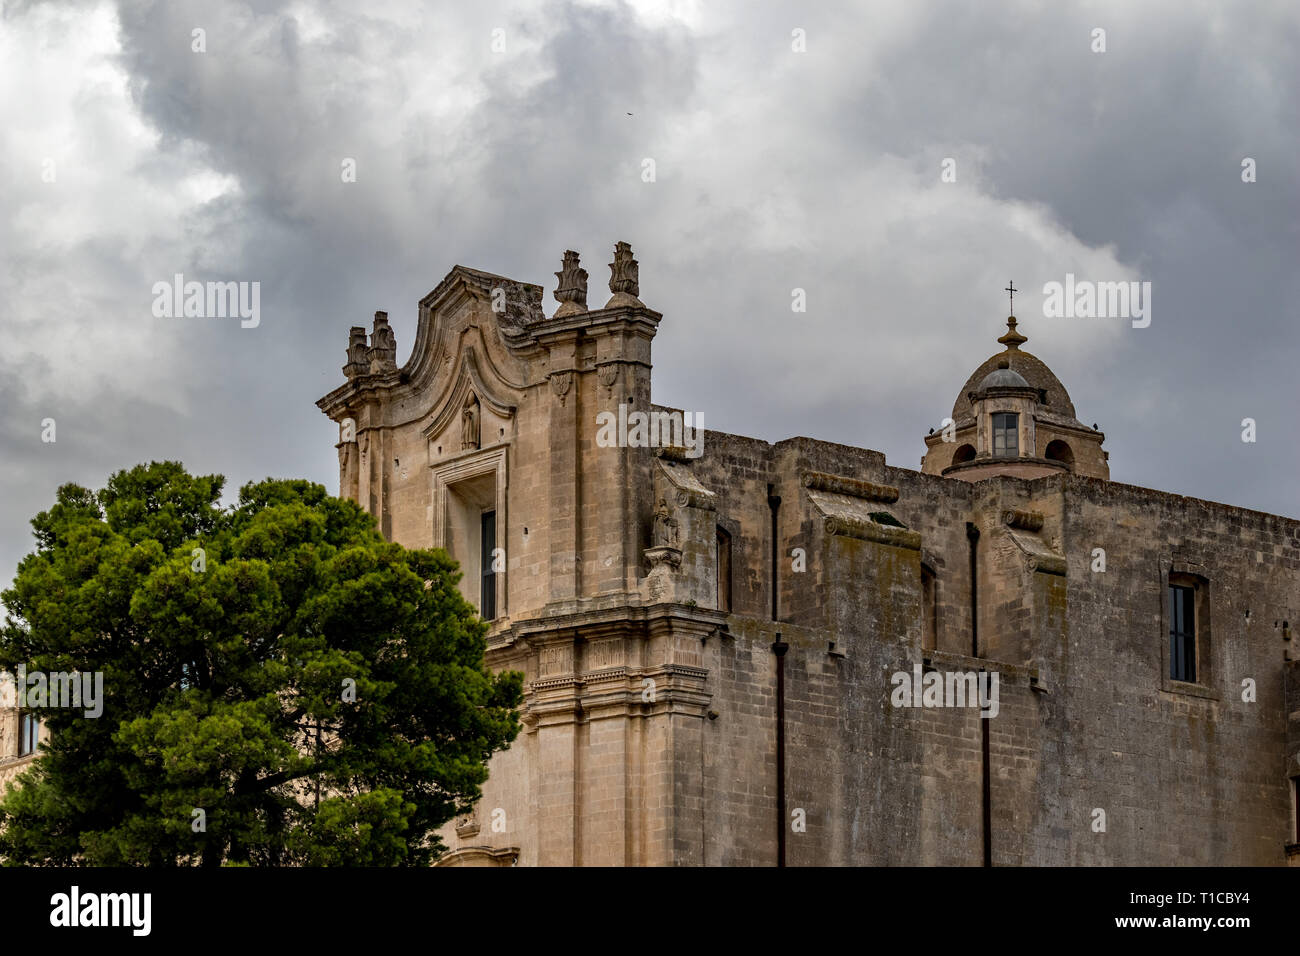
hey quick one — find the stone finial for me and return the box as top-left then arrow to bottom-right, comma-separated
553,250 -> 588,318
344,326 -> 369,379
997,315 -> 1027,351
368,310 -> 397,374
605,240 -> 644,308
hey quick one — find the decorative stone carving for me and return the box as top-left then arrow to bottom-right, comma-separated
1003,508 -> 1045,532
549,370 -> 573,406
368,311 -> 397,374
461,393 -> 480,450
344,326 -> 369,379
597,362 -> 619,395
539,643 -> 574,678
605,241 -> 644,308
553,250 -> 588,318
656,461 -> 716,511
585,638 -> 625,671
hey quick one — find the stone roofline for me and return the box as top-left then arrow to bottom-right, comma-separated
317,256 -> 662,419
649,418 -> 1298,525
317,301 -> 662,421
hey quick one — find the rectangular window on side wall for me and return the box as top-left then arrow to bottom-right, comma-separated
1292,777 -> 1300,845
18,712 -> 42,757
1168,583 -> 1197,683
480,510 -> 497,621
716,527 -> 732,613
921,564 -> 938,652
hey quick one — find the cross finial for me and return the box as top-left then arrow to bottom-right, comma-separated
1004,280 -> 1018,316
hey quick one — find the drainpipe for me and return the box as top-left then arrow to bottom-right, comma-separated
967,521 -> 991,867
768,485 -> 786,867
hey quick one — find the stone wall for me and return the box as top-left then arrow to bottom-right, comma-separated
352,258 -> 1300,867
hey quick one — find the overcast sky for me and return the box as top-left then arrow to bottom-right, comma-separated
2,0 -> 1297,592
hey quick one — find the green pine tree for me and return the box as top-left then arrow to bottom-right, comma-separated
0,461 -> 521,866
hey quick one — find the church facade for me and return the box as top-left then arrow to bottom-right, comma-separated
316,243 -> 1300,866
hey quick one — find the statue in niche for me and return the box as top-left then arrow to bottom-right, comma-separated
462,393 -> 481,450
652,497 -> 679,549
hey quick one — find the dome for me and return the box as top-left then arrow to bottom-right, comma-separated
977,362 -> 1029,390
951,317 -> 1079,423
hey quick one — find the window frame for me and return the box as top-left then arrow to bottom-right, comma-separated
1168,583 -> 1196,682
716,525 -> 732,613
480,509 -> 497,621
920,562 -> 938,652
1292,777 -> 1300,846
991,411 -> 1019,457
18,711 -> 42,757
432,445 -> 508,621
1160,567 -> 1215,698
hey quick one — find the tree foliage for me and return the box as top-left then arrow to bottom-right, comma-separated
0,462 -> 521,866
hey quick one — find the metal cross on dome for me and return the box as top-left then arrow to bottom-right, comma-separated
1004,280 -> 1018,316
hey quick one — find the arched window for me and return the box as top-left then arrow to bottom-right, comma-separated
1045,439 -> 1074,469
952,443 -> 976,465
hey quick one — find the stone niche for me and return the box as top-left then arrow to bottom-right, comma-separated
983,506 -> 1067,674
640,452 -> 718,606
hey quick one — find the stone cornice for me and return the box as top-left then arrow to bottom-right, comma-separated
941,455 -> 1071,478
527,306 -> 662,345
493,601 -> 728,652
802,471 -> 899,502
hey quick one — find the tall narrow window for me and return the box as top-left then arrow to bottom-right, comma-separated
1292,777 -> 1300,845
18,712 -> 41,756
921,564 -> 938,652
1169,583 -> 1196,682
444,471 -> 498,616
480,510 -> 497,621
991,412 -> 1019,457
716,526 -> 732,613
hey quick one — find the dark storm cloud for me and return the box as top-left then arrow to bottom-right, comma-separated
2,0 -> 1296,599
